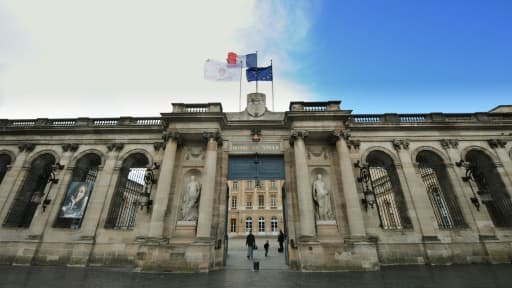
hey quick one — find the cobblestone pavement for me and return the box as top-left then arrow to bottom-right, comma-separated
2,263 -> 512,288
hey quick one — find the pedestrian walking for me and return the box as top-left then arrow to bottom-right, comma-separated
246,230 -> 256,259
264,240 -> 270,257
278,229 -> 285,253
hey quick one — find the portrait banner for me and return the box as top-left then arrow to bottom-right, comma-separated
59,181 -> 93,219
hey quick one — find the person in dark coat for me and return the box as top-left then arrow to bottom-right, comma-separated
277,230 -> 285,252
264,240 -> 270,257
246,230 -> 256,259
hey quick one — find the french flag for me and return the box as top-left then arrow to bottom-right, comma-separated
227,52 -> 257,68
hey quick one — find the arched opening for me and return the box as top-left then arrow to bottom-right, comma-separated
3,153 -> 56,228
465,150 -> 512,227
416,150 -> 466,229
366,150 -> 412,229
54,153 -> 102,229
0,154 -> 12,186
105,153 -> 149,229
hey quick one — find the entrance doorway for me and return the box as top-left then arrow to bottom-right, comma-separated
224,154 -> 288,270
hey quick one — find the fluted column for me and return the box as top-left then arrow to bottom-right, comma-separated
333,131 -> 366,237
196,132 -> 221,240
290,130 -> 315,239
393,139 -> 437,237
148,131 -> 180,238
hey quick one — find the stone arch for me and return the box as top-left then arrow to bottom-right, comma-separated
360,146 -> 400,166
460,145 -> 500,164
411,145 -> 451,165
117,148 -> 153,169
0,149 -> 17,164
26,149 -> 60,166
69,149 -> 105,169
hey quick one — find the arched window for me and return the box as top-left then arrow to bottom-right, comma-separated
245,216 -> 252,232
258,216 -> 265,232
105,153 -> 149,229
54,153 -> 101,229
366,151 -> 412,229
0,154 -> 12,186
416,151 -> 466,229
271,216 -> 278,232
3,153 -> 56,228
465,150 -> 512,227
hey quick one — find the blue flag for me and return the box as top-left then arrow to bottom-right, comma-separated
246,65 -> 273,82
245,53 -> 257,68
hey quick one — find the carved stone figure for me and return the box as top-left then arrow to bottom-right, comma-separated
312,174 -> 334,220
180,176 -> 201,221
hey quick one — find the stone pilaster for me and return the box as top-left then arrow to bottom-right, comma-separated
333,131 -> 366,237
290,130 -> 315,240
196,132 -> 221,240
487,139 -> 512,198
148,131 -> 180,238
393,139 -> 438,238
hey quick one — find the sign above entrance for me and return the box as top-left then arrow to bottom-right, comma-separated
231,142 -> 281,153
228,155 -> 284,180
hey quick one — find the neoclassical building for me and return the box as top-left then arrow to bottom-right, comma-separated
0,93 -> 511,271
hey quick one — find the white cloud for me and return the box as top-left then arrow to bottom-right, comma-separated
0,0 -> 318,118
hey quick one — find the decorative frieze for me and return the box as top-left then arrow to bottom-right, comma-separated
440,139 -> 459,149
487,139 -> 507,149
392,139 -> 410,150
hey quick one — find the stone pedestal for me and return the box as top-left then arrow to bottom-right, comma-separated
316,220 -> 339,241
175,221 -> 197,239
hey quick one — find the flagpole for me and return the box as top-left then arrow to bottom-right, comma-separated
271,59 -> 275,111
255,51 -> 258,93
239,59 -> 243,111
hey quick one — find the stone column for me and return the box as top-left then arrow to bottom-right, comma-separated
488,139 -> 512,197
441,139 -> 494,236
333,131 -> 366,237
393,139 -> 437,238
290,130 -> 316,239
0,144 -> 35,219
148,131 -> 180,238
196,132 -> 220,240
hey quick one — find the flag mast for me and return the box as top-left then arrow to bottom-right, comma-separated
239,59 -> 243,111
255,51 -> 258,93
271,59 -> 275,111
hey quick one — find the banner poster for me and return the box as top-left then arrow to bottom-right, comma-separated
59,181 -> 93,219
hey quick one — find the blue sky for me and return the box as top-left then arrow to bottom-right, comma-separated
0,0 -> 510,117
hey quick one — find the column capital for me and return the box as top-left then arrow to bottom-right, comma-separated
61,143 -> 79,153
289,130 -> 309,145
202,131 -> 223,145
162,131 -> 181,144
487,139 -> 507,149
106,143 -> 124,152
392,139 -> 410,150
440,139 -> 459,150
17,143 -> 36,153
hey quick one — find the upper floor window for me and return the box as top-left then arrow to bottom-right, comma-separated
258,195 -> 265,208
231,196 -> 237,209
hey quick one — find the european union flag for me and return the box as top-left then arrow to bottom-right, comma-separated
246,65 -> 273,82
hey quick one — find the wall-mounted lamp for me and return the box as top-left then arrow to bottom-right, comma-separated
138,165 -> 158,213
41,163 -> 64,212
355,160 -> 376,210
456,160 -> 492,210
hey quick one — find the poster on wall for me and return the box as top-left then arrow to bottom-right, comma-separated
59,182 -> 93,219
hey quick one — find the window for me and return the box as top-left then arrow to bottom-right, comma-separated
247,180 -> 253,189
366,151 -> 412,230
258,216 -> 265,232
246,200 -> 252,209
258,195 -> 265,208
255,180 -> 262,189
271,195 -> 277,208
231,218 -> 237,233
231,196 -> 237,209
245,217 -> 252,232
3,153 -> 56,228
271,216 -> 278,232
417,150 -> 465,229
233,181 -> 238,190
0,154 -> 12,186
105,153 -> 149,229
270,180 -> 276,189
54,153 -> 101,229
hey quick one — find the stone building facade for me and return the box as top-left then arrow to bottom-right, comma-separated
0,93 -> 511,271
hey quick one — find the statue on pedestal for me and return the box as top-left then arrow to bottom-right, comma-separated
312,174 -> 334,220
180,176 -> 201,221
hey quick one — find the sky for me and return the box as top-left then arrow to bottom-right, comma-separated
0,0 -> 511,118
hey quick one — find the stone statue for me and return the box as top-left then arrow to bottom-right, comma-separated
312,174 -> 334,220
180,176 -> 201,221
